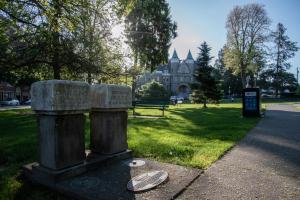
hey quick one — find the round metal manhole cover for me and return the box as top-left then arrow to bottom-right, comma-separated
70,177 -> 100,190
127,170 -> 168,192
123,159 -> 146,167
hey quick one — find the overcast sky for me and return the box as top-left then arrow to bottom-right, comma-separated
167,0 -> 300,80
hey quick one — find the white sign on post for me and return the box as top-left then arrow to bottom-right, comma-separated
245,92 -> 256,97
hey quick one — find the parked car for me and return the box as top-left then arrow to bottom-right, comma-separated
170,96 -> 184,101
170,96 -> 177,101
7,99 -> 20,106
23,99 -> 31,105
176,97 -> 184,101
21,99 -> 31,105
261,94 -> 272,98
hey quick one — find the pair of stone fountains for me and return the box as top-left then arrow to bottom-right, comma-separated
23,80 -> 171,196
23,80 -> 132,180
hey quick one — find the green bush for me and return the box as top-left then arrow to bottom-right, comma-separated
136,81 -> 169,100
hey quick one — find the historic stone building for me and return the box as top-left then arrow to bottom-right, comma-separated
136,49 -> 197,99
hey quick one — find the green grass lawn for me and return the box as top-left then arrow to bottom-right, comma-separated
129,104 -> 259,168
0,103 -> 259,199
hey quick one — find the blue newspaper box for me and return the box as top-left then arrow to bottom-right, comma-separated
242,88 -> 261,117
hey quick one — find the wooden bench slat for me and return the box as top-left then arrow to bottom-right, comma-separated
132,100 -> 170,116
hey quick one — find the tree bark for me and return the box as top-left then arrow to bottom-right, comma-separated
87,73 -> 92,84
275,45 -> 280,97
240,63 -> 246,89
53,32 -> 61,80
132,77 -> 136,101
203,98 -> 207,108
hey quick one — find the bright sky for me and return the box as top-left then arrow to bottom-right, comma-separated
167,0 -> 300,80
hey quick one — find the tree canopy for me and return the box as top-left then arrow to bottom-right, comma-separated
214,47 -> 243,96
270,23 -> 299,96
125,0 -> 177,72
0,0 -> 124,82
224,3 -> 271,88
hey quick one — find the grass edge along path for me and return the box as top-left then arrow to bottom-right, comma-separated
0,103 -> 260,200
128,104 -> 259,169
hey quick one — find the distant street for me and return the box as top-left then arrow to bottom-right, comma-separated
0,105 -> 30,111
178,104 -> 300,200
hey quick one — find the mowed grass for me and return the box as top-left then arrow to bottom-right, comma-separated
0,103 -> 259,199
128,104 -> 259,168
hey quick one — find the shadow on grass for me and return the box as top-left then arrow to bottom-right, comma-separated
130,106 -> 259,142
0,105 -> 260,199
128,130 -> 195,163
127,105 -> 260,169
0,111 -> 87,200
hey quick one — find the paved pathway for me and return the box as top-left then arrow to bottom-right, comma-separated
177,104 -> 300,200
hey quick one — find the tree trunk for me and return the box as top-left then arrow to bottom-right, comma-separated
87,73 -> 92,84
240,65 -> 246,89
275,39 -> 280,98
132,77 -> 136,101
53,64 -> 61,79
275,87 -> 279,97
53,32 -> 61,80
203,98 -> 207,108
275,67 -> 279,97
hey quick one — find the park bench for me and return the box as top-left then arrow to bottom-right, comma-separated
132,100 -> 169,117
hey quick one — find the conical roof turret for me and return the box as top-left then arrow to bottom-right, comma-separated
171,49 -> 179,60
186,50 -> 194,60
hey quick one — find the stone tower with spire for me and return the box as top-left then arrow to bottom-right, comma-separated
136,49 -> 197,99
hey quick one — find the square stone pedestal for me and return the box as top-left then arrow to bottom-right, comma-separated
38,114 -> 86,170
90,110 -> 128,154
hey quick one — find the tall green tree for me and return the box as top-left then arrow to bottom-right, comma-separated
1,0 -> 125,82
224,3 -> 270,88
125,0 -> 177,72
214,47 -> 243,96
0,0 -> 84,79
270,23 -> 299,96
191,42 -> 221,108
75,0 -> 123,83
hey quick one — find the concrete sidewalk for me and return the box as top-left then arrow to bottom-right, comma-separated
177,104 -> 300,200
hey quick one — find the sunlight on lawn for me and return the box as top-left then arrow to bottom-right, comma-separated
0,103 -> 259,199
128,103 -> 258,168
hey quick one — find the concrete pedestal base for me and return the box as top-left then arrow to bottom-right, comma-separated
23,157 -> 202,200
37,114 -> 86,170
23,150 -> 132,184
90,110 -> 128,154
